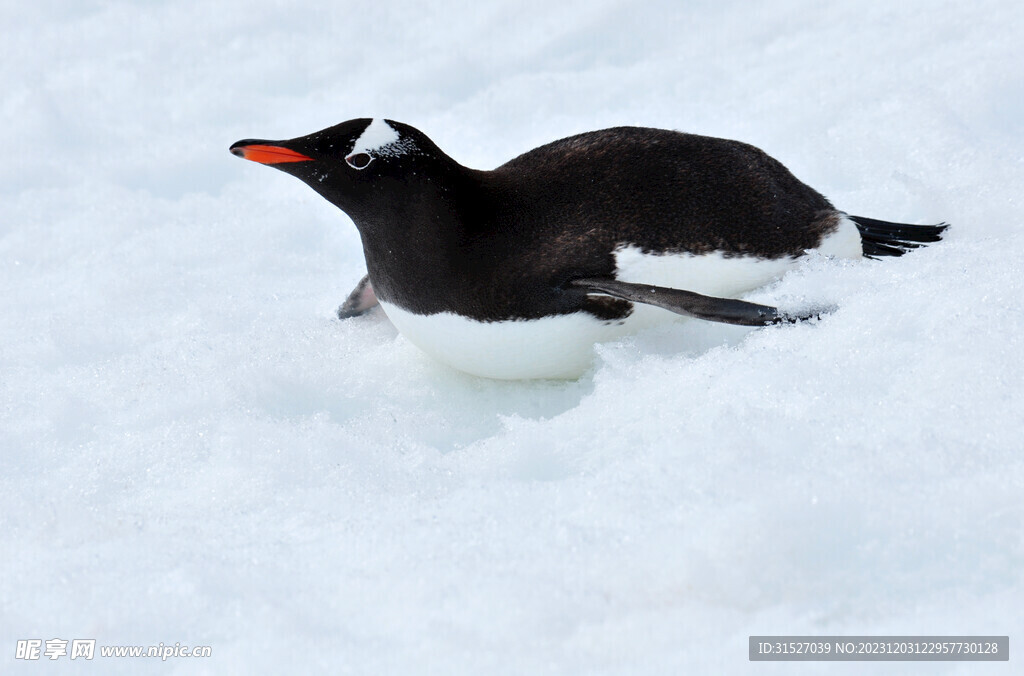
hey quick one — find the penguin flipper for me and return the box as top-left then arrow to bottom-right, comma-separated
337,275 -> 379,319
571,278 -> 823,327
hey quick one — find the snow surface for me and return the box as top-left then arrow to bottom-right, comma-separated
2,1 -> 1023,674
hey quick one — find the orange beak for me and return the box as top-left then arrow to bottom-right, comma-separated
230,143 -> 313,164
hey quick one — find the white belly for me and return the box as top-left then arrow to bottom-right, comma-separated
380,301 -> 636,379
379,217 -> 862,380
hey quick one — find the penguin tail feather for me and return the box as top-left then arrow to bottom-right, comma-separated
850,215 -> 949,258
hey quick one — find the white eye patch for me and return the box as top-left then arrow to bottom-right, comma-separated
346,118 -> 417,167
349,118 -> 400,156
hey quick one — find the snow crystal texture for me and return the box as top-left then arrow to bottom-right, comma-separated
2,1 -> 1022,674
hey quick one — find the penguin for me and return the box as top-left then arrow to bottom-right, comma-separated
230,119 -> 946,379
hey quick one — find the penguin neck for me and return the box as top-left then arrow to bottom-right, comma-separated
351,165 -> 490,312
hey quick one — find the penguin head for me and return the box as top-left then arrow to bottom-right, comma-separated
230,118 -> 458,226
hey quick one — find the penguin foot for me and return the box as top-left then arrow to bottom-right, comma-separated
337,275 -> 379,319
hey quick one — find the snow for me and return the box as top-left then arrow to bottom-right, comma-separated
2,1 -> 1023,673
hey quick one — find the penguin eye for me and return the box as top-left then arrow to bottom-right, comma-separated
345,153 -> 373,170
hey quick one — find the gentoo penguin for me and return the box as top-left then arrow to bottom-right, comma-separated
230,119 -> 946,379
